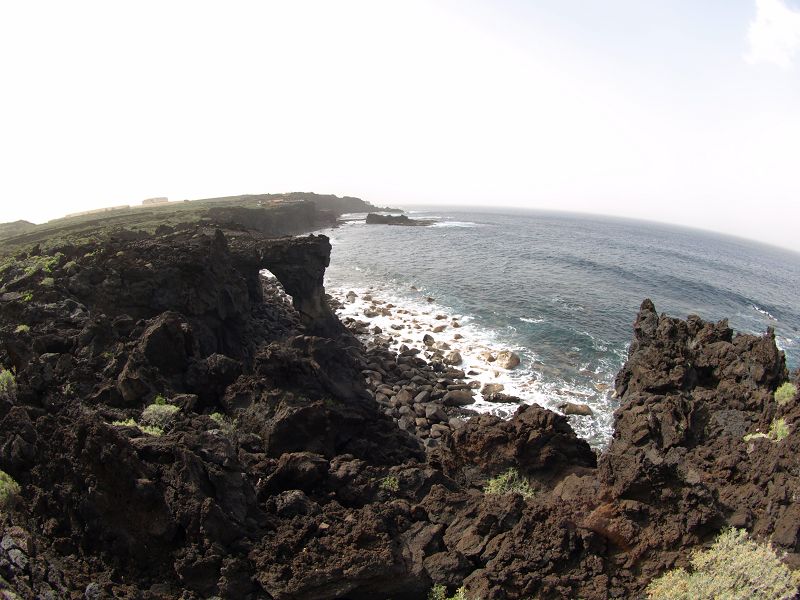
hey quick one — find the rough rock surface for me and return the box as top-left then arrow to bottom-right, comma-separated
0,217 -> 798,600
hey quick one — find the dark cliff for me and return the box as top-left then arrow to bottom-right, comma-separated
0,220 -> 797,599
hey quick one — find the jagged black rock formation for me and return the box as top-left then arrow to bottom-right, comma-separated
0,210 -> 798,600
365,213 -> 432,226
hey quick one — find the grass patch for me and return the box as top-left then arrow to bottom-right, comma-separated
483,468 -> 535,499
14,324 -> 29,334
775,382 -> 797,406
646,528 -> 800,599
0,470 -> 21,510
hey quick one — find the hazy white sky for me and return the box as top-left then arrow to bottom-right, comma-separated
1,0 -> 799,251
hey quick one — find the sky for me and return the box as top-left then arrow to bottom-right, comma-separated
1,0 -> 799,251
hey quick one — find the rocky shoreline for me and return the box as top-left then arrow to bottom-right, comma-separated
0,206 -> 798,599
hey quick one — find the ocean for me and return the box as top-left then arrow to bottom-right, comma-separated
318,208 -> 800,447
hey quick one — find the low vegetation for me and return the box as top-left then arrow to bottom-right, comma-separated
22,253 -> 63,276
483,468 -> 535,498
209,411 -> 234,434
646,528 -> 800,600
14,324 -> 29,333
111,418 -> 164,437
140,403 -> 179,429
111,398 -> 178,436
428,585 -> 469,600
744,418 -> 790,443
0,469 -> 21,510
379,476 -> 399,492
775,382 -> 797,406
0,368 -> 16,401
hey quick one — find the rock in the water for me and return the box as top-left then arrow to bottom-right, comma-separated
560,402 -> 594,416
481,383 -> 505,396
365,213 -> 432,226
495,350 -> 521,369
483,392 -> 524,404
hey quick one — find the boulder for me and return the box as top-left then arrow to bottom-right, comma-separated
443,390 -> 474,407
495,351 -> 521,369
444,351 -> 462,366
560,402 -> 593,416
481,383 -> 505,396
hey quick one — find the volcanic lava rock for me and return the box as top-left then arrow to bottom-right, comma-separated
1,219 -> 797,600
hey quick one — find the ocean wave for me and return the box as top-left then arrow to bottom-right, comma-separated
431,221 -> 480,228
751,303 -> 777,321
519,317 -> 545,324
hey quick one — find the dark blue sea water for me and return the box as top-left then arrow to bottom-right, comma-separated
320,208 -> 800,446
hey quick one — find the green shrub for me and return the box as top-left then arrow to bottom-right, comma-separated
0,369 -> 16,401
140,403 -> 179,428
0,469 -> 21,510
646,528 -> 800,600
40,277 -> 55,287
14,324 -> 29,334
380,476 -> 399,492
154,394 -> 167,405
21,292 -> 33,303
428,585 -> 468,600
483,468 -> 535,499
775,382 -> 797,406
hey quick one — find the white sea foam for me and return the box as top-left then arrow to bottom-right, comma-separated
431,221 -> 479,228
776,336 -> 795,353
519,317 -> 545,324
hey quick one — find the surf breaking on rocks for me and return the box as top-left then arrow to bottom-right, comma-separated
325,282 -> 618,446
